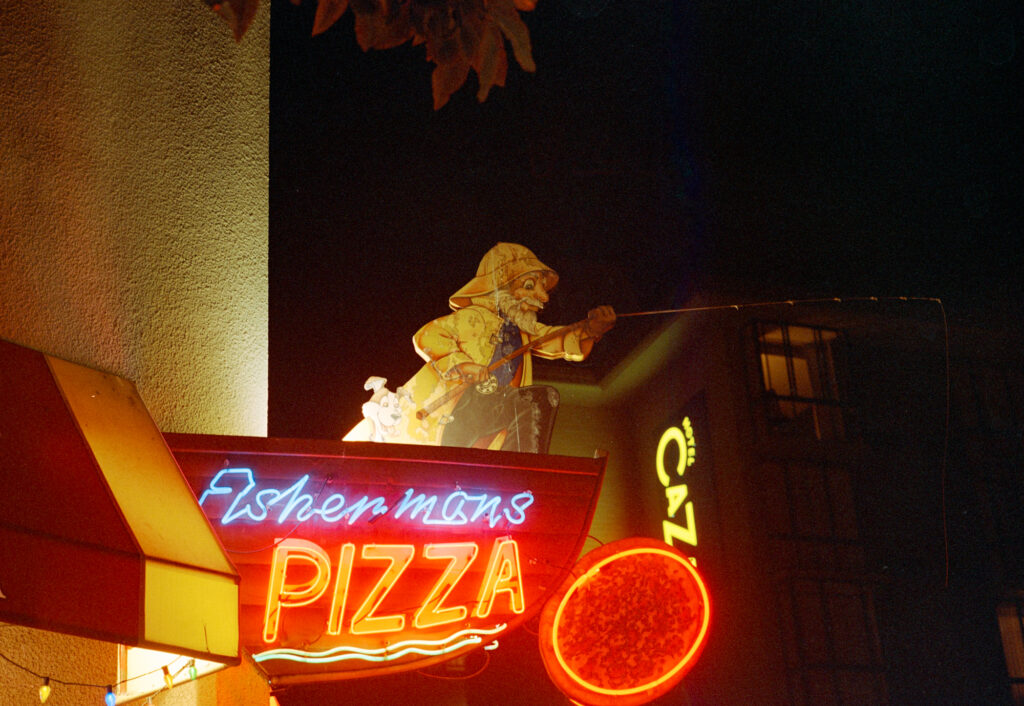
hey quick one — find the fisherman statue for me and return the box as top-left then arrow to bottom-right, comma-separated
347,243 -> 616,454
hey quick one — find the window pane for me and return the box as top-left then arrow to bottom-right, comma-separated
803,669 -> 839,705
828,587 -> 875,665
997,602 -> 1024,679
951,369 -> 979,429
762,352 -> 792,395
760,461 -> 791,536
756,323 -> 844,441
980,368 -> 1014,431
791,464 -> 832,538
838,670 -> 887,704
794,582 -> 830,661
827,467 -> 858,540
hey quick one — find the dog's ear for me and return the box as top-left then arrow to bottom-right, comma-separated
364,376 -> 387,392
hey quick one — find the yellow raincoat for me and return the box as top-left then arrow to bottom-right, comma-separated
343,243 -> 599,448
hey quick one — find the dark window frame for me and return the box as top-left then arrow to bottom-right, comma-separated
997,597 -> 1024,705
752,321 -> 849,441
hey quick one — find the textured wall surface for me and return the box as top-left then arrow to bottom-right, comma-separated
0,1 -> 269,436
0,1 -> 268,703
0,625 -> 117,706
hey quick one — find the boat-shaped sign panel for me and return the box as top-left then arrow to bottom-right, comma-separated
166,435 -> 605,686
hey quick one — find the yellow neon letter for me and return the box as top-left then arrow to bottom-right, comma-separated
663,502 -> 697,548
656,426 -> 688,487
326,543 -> 356,635
665,483 -> 688,518
350,544 -> 415,635
474,538 -> 525,618
262,538 -> 331,643
414,542 -> 479,629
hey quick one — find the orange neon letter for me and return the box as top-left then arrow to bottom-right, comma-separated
263,538 -> 331,643
326,543 -> 356,635
474,538 -> 525,618
350,544 -> 416,635
414,542 -> 479,630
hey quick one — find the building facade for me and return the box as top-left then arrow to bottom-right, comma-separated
0,2 -> 270,704
539,297 -> 1023,705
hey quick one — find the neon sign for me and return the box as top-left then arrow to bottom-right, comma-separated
259,538 -> 524,645
538,538 -> 711,705
168,434 -> 605,685
198,468 -> 534,528
657,417 -> 698,552
254,624 -> 506,665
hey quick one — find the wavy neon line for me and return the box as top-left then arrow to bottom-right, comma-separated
253,624 -> 507,665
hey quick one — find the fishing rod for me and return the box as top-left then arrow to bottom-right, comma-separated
614,295 -> 942,318
413,292 -> 951,589
415,296 -> 943,420
415,318 -> 590,419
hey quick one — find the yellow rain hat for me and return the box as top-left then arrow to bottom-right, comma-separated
449,242 -> 558,310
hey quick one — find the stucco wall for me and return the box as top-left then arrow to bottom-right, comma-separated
0,2 -> 268,704
0,1 -> 269,436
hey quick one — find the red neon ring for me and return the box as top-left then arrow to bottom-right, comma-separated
538,537 -> 711,705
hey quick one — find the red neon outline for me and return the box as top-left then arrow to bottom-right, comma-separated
551,545 -> 711,697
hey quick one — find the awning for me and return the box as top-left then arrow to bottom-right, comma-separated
0,338 -> 240,663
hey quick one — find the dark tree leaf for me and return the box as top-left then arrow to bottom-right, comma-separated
265,0 -> 536,108
354,9 -> 412,51
488,0 -> 534,72
431,59 -> 471,109
456,0 -> 485,59
473,23 -> 508,102
312,0 -> 350,36
206,0 -> 260,42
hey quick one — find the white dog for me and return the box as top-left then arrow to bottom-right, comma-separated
361,377 -> 412,442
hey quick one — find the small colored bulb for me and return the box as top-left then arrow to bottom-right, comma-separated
39,677 -> 51,703
188,660 -> 198,680
162,665 -> 173,689
105,685 -> 116,706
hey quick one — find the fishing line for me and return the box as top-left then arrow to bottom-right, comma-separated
614,295 -> 942,318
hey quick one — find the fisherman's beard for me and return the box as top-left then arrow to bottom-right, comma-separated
496,290 -> 541,335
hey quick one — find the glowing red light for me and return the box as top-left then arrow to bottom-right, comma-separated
539,537 -> 711,705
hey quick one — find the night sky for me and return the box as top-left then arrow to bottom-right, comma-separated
269,0 -> 1022,439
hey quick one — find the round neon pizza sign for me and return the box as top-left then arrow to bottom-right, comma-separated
538,537 -> 711,705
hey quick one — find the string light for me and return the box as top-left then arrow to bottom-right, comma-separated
0,646 -> 192,704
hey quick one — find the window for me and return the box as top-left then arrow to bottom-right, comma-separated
116,646 -> 225,702
977,467 -> 1024,586
997,599 -> 1024,705
777,580 -> 888,705
953,364 -> 1023,436
756,323 -> 844,440
759,461 -> 862,572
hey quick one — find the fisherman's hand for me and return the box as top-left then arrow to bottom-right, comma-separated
585,306 -> 616,337
454,362 -> 489,383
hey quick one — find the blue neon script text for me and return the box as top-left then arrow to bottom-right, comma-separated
198,468 -> 534,528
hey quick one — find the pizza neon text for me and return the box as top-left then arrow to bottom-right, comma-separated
262,538 -> 526,643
